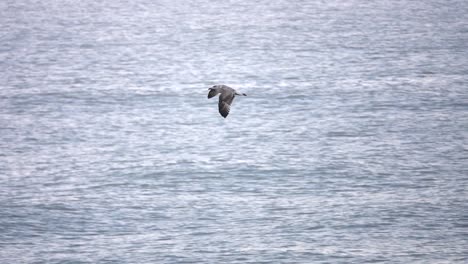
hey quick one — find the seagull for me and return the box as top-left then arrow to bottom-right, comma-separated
208,84 -> 247,118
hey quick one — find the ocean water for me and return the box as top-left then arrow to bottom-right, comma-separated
1,0 -> 468,263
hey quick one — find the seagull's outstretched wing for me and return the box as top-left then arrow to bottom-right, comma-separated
218,93 -> 235,118
208,88 -> 220,99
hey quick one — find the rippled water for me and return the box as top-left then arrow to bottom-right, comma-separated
1,0 -> 468,263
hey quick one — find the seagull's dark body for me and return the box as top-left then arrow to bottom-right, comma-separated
208,84 -> 246,118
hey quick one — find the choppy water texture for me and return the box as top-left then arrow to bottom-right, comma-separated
1,0 -> 468,263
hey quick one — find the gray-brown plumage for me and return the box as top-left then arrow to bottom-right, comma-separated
207,84 -> 247,118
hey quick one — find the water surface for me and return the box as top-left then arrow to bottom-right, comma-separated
1,0 -> 468,263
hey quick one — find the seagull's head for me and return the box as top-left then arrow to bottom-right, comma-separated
209,85 -> 219,90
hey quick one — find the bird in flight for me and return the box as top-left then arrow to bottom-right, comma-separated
208,84 -> 247,118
